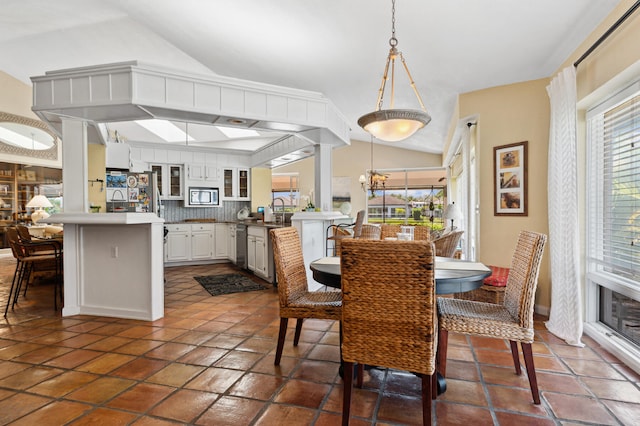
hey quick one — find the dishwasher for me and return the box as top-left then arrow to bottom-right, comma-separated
235,223 -> 248,269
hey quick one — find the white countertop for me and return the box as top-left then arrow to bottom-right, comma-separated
46,213 -> 165,225
291,211 -> 349,221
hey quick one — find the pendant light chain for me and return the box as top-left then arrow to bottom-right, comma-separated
357,0 -> 431,142
390,0 -> 397,46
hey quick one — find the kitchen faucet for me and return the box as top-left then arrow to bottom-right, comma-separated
273,197 -> 286,225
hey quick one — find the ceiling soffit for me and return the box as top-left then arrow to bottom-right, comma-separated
30,61 -> 351,167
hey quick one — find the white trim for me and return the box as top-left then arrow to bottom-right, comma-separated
584,322 -> 640,374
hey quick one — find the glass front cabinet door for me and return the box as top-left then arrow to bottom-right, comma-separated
222,168 -> 250,200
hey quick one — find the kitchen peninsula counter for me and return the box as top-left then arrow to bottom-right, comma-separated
48,212 -> 164,321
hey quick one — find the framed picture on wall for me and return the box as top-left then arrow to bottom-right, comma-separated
494,141 -> 528,216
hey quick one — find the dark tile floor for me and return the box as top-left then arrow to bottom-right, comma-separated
0,255 -> 639,425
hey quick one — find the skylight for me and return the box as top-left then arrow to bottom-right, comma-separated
0,123 -> 55,150
217,126 -> 260,139
135,119 -> 194,143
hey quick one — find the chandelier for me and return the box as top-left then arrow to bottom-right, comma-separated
357,0 -> 430,142
359,137 -> 388,196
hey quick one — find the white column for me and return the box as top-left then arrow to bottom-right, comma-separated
60,118 -> 89,316
314,144 -> 332,211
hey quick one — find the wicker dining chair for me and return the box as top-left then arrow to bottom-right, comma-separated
359,224 -> 381,240
379,224 -> 430,241
437,230 -> 547,404
379,224 -> 401,240
340,238 -> 437,425
270,227 -> 342,365
327,210 -> 366,256
432,230 -> 464,257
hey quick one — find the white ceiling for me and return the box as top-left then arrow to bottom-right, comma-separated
0,0 -> 620,154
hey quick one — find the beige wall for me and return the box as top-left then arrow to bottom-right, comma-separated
87,144 -> 106,212
451,0 -> 640,313
250,167 -> 273,211
275,139 -> 443,215
0,71 -> 37,119
457,79 -> 552,308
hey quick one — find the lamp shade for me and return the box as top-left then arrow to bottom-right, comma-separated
27,195 -> 52,223
26,195 -> 53,209
443,202 -> 462,222
358,109 -> 431,142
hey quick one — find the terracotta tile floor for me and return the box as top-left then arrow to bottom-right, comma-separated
1,255 -> 639,425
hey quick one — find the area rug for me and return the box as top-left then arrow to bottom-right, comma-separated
194,273 -> 269,296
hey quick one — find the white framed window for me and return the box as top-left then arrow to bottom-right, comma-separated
586,79 -> 640,364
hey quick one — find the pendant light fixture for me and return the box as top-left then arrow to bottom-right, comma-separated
359,136 -> 388,196
358,0 -> 431,142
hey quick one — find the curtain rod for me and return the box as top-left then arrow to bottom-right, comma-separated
574,0 -> 640,67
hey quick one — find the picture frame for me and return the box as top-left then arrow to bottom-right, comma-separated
494,141 -> 528,216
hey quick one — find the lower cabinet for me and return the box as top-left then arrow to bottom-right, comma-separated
166,224 -> 191,262
215,224 -> 228,258
247,226 -> 273,282
228,224 -> 237,263
190,224 -> 214,260
165,223 -> 227,264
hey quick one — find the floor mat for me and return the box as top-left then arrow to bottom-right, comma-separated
194,273 -> 269,296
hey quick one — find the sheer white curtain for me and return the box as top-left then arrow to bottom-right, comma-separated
545,66 -> 584,347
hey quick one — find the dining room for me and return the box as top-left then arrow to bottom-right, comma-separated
0,253 -> 639,424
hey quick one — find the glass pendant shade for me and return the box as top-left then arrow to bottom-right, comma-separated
358,109 -> 431,142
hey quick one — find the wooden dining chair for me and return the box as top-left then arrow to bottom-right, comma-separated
327,210 -> 365,256
340,238 -> 437,425
5,227 -> 63,315
437,230 -> 547,404
270,227 -> 342,365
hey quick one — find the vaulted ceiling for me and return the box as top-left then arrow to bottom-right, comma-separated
0,0 -> 620,154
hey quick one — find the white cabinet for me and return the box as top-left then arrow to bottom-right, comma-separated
166,224 -> 190,262
214,223 -> 228,258
151,164 -> 184,200
190,224 -> 214,260
187,163 -> 219,185
228,224 -> 237,263
106,142 -> 131,169
165,223 -> 215,263
222,167 -> 250,200
247,226 -> 272,282
247,234 -> 257,272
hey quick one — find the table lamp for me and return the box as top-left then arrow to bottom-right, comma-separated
27,195 -> 52,223
443,202 -> 462,230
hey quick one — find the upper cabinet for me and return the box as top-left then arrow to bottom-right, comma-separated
105,142 -> 131,170
185,153 -> 220,186
129,146 -> 251,201
222,167 -> 250,200
151,164 -> 183,200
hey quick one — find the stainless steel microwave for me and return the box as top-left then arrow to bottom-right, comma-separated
186,187 -> 219,207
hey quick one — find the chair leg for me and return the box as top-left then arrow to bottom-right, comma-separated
293,318 -> 304,346
356,363 -> 364,388
342,361 -> 354,426
274,318 -> 288,366
421,374 -> 433,425
4,261 -> 22,316
509,340 -> 522,375
13,262 -> 32,308
432,369 -> 438,400
521,342 -> 541,404
437,328 -> 449,378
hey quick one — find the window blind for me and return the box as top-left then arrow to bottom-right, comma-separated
587,83 -> 640,283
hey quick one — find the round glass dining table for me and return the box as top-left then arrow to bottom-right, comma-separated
310,256 -> 491,295
309,255 -> 492,393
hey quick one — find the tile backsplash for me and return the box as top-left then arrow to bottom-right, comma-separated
162,200 -> 250,223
